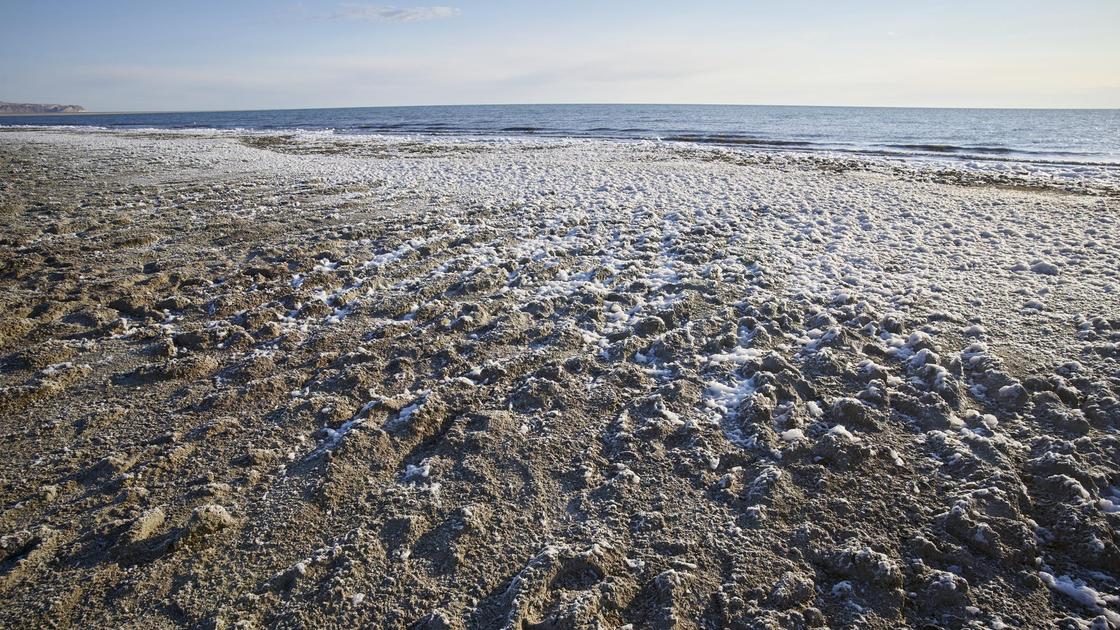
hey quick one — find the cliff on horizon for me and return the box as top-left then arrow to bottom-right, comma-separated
0,101 -> 86,114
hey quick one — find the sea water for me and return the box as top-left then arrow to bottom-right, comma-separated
3,104 -> 1117,166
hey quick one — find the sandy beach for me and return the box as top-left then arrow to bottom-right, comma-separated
1,127 -> 1119,628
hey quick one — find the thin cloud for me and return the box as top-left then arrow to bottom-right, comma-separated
334,4 -> 459,23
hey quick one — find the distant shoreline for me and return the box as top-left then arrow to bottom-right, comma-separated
0,111 -> 124,116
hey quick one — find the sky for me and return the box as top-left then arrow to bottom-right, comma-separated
1,0 -> 1118,111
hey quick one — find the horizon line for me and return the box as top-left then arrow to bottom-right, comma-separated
3,102 -> 1120,116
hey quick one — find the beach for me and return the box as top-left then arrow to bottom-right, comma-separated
1,126 -> 1118,628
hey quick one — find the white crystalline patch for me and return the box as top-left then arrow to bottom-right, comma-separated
906,331 -> 934,349
829,424 -> 857,441
605,305 -> 628,322
926,364 -> 951,390
707,347 -> 763,365
1030,260 -> 1060,275
908,348 -> 939,368
397,398 -> 425,424
313,258 -> 339,272
780,428 -> 806,442
1100,488 -> 1120,514
404,462 -> 431,480
40,362 -> 75,377
961,343 -> 991,368
886,448 -> 905,466
804,327 -> 843,352
363,240 -> 420,269
654,401 -> 683,425
929,571 -> 961,591
885,344 -> 914,361
304,398 -> 380,459
704,377 -> 757,416
1038,572 -> 1120,624
997,385 -> 1019,399
1053,475 -> 1092,501
325,302 -> 355,324
614,464 -> 641,485
703,376 -> 762,446
859,360 -> 888,374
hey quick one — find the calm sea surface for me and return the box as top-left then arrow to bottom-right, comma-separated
3,104 -> 1118,165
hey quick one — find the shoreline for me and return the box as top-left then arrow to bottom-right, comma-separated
4,105 -> 1119,175
5,124 -> 1120,196
0,128 -> 1118,628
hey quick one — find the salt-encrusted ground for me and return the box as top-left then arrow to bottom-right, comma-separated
1,127 -> 1118,629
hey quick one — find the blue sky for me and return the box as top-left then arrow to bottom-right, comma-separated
2,0 -> 1118,110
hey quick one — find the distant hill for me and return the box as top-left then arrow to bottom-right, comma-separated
0,101 -> 86,114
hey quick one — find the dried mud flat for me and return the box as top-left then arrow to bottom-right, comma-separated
1,127 -> 1119,629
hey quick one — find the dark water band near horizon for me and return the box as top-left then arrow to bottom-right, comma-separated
3,104 -> 1119,166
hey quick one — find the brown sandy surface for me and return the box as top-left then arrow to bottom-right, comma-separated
1,128 -> 1119,629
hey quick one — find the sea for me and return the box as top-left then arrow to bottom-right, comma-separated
3,104 -> 1118,166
